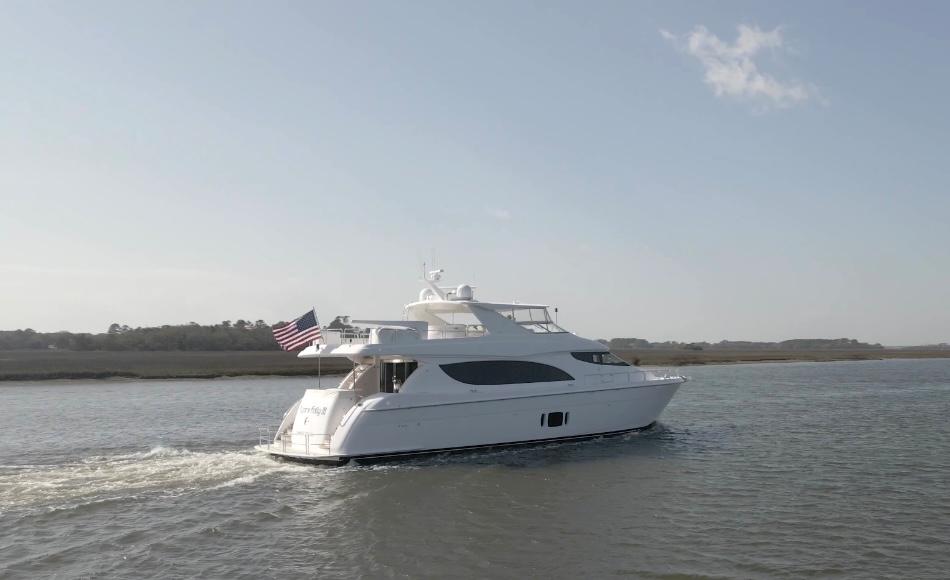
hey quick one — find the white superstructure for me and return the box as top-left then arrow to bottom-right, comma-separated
257,270 -> 686,464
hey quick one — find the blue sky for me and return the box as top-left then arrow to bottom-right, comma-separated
2,1 -> 948,344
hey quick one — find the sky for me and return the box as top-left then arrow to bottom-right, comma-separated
1,1 -> 948,345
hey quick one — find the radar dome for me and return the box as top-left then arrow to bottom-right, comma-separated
455,284 -> 474,300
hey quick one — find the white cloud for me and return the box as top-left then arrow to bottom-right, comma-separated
662,24 -> 817,108
488,208 -> 512,221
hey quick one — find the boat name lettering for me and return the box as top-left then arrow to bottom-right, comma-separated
302,406 -> 328,416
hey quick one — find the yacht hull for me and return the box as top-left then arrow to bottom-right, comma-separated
260,379 -> 682,465
264,422 -> 658,466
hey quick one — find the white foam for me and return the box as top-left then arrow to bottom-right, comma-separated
0,447 -> 311,513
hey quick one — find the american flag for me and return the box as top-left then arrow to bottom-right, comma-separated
272,309 -> 322,351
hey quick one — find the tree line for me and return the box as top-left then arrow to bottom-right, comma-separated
0,320 -> 285,351
604,337 -> 885,351
2,321 -> 890,352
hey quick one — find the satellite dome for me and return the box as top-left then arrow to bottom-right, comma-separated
455,284 -> 473,300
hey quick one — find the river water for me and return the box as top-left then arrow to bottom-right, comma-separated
1,359 -> 948,579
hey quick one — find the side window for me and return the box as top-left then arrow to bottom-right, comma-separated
571,351 -> 630,366
440,361 -> 574,385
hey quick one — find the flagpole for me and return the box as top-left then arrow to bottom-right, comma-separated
314,306 -> 321,389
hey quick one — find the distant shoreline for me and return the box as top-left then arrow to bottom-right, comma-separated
1,348 -> 948,382
610,347 -> 950,367
0,350 -> 350,382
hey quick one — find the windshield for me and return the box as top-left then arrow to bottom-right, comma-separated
504,307 -> 567,334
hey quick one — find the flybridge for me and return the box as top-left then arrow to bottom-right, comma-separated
302,269 -> 568,356
406,268 -> 568,337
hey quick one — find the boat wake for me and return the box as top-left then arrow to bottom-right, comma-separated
0,446 -> 309,514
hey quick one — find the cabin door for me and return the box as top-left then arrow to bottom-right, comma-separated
380,361 -> 418,393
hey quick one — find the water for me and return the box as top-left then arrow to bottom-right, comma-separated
1,359 -> 949,579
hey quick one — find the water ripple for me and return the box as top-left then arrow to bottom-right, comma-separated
1,360 -> 950,579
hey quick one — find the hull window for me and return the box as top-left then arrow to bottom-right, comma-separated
547,412 -> 564,427
571,352 -> 630,366
440,361 -> 574,385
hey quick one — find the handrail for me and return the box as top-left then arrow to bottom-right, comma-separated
324,324 -> 495,342
323,328 -> 372,345
259,429 -> 333,456
325,327 -> 448,344
426,324 -> 487,340
258,426 -> 276,446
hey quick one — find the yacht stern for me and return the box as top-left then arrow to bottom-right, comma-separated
254,442 -> 350,466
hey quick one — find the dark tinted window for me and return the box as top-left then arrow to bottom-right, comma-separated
571,351 -> 630,366
547,412 -> 564,427
440,361 -> 574,385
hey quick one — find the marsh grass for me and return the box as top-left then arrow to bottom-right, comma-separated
1,348 -> 947,381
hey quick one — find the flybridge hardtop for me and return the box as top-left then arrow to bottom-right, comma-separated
257,269 -> 686,465
297,270 -> 588,360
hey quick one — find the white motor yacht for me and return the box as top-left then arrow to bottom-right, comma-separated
257,270 -> 686,465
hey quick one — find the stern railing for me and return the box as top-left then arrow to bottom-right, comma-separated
258,427 -> 331,456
